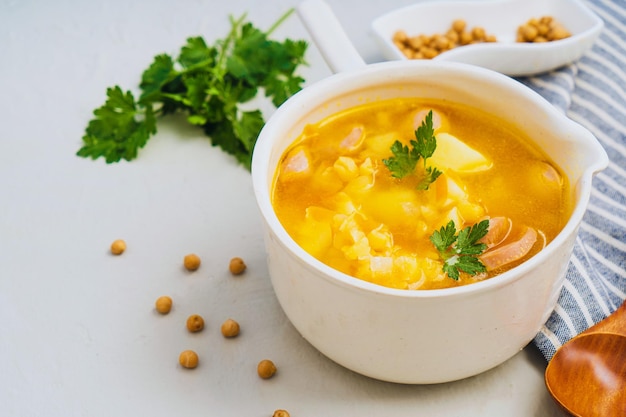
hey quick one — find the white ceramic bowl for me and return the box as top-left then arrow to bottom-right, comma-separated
372,0 -> 604,76
251,59 -> 608,384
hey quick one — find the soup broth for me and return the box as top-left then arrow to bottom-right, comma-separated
272,98 -> 572,290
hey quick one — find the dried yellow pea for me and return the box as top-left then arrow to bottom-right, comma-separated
155,296 -> 173,314
110,239 -> 126,255
257,359 -> 277,379
229,257 -> 247,275
186,314 -> 205,333
221,318 -> 240,338
184,254 -> 201,271
179,350 -> 199,369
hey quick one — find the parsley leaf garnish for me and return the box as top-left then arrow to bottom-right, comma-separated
78,87 -> 157,163
384,141 -> 420,179
383,110 -> 442,190
77,10 -> 308,170
430,219 -> 490,280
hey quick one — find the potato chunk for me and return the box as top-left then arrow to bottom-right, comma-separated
430,132 -> 492,173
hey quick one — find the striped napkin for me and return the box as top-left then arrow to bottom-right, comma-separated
518,0 -> 626,361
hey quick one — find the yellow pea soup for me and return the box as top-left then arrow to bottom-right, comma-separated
271,98 -> 572,290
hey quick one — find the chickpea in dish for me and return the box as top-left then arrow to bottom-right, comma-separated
393,16 -> 571,60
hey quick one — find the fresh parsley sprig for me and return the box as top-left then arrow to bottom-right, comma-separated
77,10 -> 308,170
430,219 -> 489,280
383,110 -> 442,190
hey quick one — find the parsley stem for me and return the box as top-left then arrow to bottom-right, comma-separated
217,14 -> 247,75
266,8 -> 295,36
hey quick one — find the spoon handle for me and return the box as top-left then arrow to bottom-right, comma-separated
582,300 -> 626,337
297,0 -> 366,73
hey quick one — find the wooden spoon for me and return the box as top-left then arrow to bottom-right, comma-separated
545,301 -> 626,417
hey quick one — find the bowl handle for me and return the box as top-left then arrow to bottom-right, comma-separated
297,0 -> 367,73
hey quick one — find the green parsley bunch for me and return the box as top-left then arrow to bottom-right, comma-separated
77,10 -> 308,170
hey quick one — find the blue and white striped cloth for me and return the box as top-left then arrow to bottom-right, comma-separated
519,0 -> 626,361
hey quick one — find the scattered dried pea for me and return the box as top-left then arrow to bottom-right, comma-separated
155,296 -> 173,314
183,253 -> 201,271
221,318 -> 240,338
110,239 -> 126,255
179,350 -> 199,369
273,410 -> 290,417
229,257 -> 246,275
257,359 -> 277,379
186,314 -> 205,333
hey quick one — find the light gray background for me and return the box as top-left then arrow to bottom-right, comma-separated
0,1 -> 568,415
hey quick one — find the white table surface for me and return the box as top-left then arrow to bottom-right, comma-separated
0,0 -> 569,415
